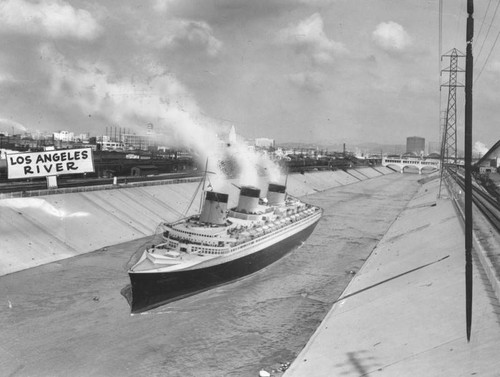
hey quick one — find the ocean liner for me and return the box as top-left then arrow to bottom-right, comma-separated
128,183 -> 322,313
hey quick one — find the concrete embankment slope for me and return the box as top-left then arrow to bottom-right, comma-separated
0,167 -> 394,276
284,176 -> 500,377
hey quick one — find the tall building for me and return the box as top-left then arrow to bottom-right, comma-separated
228,125 -> 237,144
406,136 -> 425,156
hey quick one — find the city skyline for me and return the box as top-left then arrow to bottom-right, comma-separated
0,1 -> 499,151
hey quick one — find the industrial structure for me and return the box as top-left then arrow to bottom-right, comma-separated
440,48 -> 464,165
475,139 -> 500,173
406,136 -> 425,156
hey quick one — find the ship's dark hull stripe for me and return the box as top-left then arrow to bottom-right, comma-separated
129,219 -> 319,313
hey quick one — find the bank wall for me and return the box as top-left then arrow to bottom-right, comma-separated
0,167 -> 394,276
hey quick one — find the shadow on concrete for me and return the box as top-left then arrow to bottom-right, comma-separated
335,350 -> 380,376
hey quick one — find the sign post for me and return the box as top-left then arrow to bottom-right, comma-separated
44,146 -> 58,189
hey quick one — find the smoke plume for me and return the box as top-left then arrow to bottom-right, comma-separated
0,118 -> 28,133
40,44 -> 282,189
473,141 -> 489,158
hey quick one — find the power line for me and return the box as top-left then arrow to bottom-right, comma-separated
453,0 -> 466,49
475,0 -> 500,63
439,0 -> 443,143
475,0 -> 493,45
475,29 -> 500,82
439,0 -> 443,68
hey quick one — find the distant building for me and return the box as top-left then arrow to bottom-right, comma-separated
215,125 -> 239,147
122,133 -> 153,150
255,138 -> 275,148
75,133 -> 90,142
272,148 -> 289,160
98,140 -> 125,151
476,139 -> 500,173
228,125 -> 237,144
406,136 -> 425,156
53,130 -> 74,142
131,165 -> 159,176
29,130 -> 50,140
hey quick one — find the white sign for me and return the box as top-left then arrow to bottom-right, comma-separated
7,148 -> 94,179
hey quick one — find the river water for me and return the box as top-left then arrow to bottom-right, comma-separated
0,172 -> 422,377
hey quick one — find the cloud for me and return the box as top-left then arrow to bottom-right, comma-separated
0,0 -> 102,40
152,0 -> 174,12
287,71 -> 324,92
138,19 -> 222,57
404,78 -> 428,94
372,21 -> 412,52
488,60 -> 500,74
0,72 -> 16,84
278,12 -> 347,64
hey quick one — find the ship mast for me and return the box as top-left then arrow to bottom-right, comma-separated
199,158 -> 209,213
182,158 -> 210,218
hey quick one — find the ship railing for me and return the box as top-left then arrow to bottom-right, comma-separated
169,216 -> 197,226
167,236 -> 217,248
192,245 -> 231,255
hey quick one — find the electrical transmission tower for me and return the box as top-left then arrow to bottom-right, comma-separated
440,48 -> 465,168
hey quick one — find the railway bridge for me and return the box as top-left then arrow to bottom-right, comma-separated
382,157 -> 440,174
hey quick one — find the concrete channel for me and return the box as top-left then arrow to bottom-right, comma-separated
284,174 -> 500,377
4,167 -> 499,376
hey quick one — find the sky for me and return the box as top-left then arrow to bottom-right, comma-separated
0,0 -> 499,152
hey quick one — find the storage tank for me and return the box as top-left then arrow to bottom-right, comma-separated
199,191 -> 228,225
266,183 -> 286,205
236,186 -> 261,213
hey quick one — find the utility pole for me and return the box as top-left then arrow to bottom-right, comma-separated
464,0 -> 474,343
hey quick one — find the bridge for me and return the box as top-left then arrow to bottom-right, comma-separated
382,157 -> 440,174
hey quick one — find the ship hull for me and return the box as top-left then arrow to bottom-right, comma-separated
129,219 -> 319,313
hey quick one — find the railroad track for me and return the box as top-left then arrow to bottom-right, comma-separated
448,169 -> 500,231
0,171 -> 201,194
